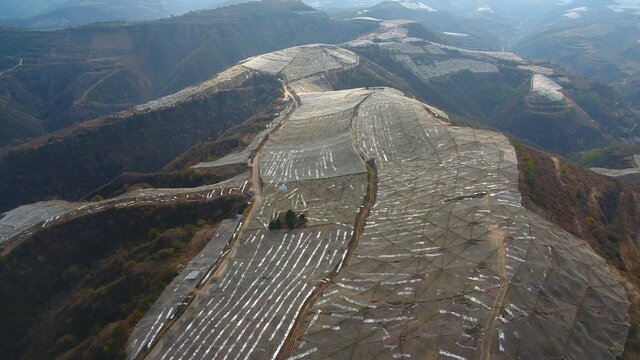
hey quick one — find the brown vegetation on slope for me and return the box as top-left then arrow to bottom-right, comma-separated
514,142 -> 640,358
573,143 -> 640,170
164,101 -> 282,172
0,196 -> 248,360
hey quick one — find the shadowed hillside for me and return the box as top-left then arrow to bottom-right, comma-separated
0,73 -> 280,212
0,1 -> 376,148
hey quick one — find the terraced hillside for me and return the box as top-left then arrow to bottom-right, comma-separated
344,19 -> 638,155
3,14 -> 636,212
129,45 -> 631,360
514,8 -> 640,85
289,88 -> 628,360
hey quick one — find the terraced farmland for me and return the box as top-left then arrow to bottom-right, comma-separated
129,219 -> 243,359
345,20 -> 524,82
1,28 -> 630,357
148,225 -> 355,360
145,87 -> 372,360
259,90 -> 369,185
242,45 -> 358,83
0,174 -> 250,254
139,84 -> 629,359
0,201 -> 79,244
288,89 -> 629,360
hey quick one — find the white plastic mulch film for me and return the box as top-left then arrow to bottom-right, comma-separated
289,90 -> 629,360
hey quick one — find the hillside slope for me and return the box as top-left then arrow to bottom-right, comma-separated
0,70 -> 280,212
0,1 -> 375,148
0,0 -> 226,29
514,7 -> 640,85
144,85 -> 629,360
0,197 -> 247,360
514,143 -> 640,358
345,19 -> 638,155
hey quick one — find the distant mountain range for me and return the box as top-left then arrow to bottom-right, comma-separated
0,0 -> 229,29
339,0 -> 640,108
514,2 -> 640,83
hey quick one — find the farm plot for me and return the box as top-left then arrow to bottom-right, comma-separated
0,201 -> 80,243
191,151 -> 250,169
1,174 -> 249,248
128,219 -> 241,359
144,88 -> 372,360
357,43 -> 501,81
147,225 -> 355,360
518,65 -> 555,76
135,66 -> 249,113
347,20 -> 524,65
101,173 -> 250,208
591,155 -> 640,177
413,58 -> 499,80
345,20 -> 533,84
531,74 -> 565,102
288,76 -> 337,95
242,45 -> 358,82
259,89 -> 369,186
289,90 -> 629,359
248,173 -> 367,231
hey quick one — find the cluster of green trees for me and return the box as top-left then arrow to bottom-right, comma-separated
268,209 -> 306,231
572,143 -> 640,170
